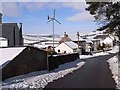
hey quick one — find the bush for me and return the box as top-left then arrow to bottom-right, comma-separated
97,44 -> 102,50
105,44 -> 111,49
47,50 -> 57,55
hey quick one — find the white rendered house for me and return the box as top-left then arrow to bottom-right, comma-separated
55,41 -> 78,54
100,35 -> 114,47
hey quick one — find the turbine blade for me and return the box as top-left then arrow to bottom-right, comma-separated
54,9 -> 55,18
47,19 -> 52,23
55,19 -> 61,24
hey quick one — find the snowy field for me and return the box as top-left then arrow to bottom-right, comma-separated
107,55 -> 119,89
0,59 -> 85,89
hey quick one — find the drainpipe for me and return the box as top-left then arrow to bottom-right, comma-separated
19,23 -> 23,46
47,54 -> 49,71
0,13 -> 2,23
13,27 -> 16,46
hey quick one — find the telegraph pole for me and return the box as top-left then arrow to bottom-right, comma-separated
77,32 -> 80,49
76,32 -> 81,58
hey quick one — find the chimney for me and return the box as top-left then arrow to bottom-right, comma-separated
19,23 -> 23,45
13,27 -> 16,46
0,13 -> 2,37
64,32 -> 68,38
0,13 -> 2,23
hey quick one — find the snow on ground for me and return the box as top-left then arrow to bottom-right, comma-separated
80,52 -> 109,59
108,46 -> 119,54
80,45 -> 119,59
107,55 -> 118,88
0,59 -> 85,89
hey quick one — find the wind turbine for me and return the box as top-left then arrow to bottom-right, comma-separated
47,9 -> 61,50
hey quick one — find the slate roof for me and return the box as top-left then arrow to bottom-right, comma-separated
0,37 -> 7,41
0,47 -> 26,66
68,34 -> 85,41
93,34 -> 108,40
64,41 -> 79,49
59,37 -> 72,44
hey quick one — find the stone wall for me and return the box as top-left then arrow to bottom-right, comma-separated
2,47 -> 47,81
48,53 -> 79,70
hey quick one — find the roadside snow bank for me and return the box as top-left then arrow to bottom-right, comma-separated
107,55 -> 118,88
108,46 -> 119,53
80,52 -> 109,59
80,45 -> 119,59
1,59 -> 85,89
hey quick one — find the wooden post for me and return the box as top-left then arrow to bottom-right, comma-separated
77,32 -> 80,49
19,23 -> 23,46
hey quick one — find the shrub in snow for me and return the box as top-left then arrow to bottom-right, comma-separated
107,56 -> 118,88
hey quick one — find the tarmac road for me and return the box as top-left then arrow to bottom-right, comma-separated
45,54 -> 116,88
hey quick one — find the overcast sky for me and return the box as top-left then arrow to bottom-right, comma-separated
2,1 -> 98,35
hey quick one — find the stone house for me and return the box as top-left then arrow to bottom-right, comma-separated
0,13 -> 23,47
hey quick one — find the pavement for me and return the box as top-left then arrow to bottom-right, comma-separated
45,54 -> 116,88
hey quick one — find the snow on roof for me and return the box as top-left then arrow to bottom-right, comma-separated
94,34 -> 108,40
68,34 -> 85,41
42,41 -> 59,44
85,39 -> 93,43
109,35 -> 114,40
34,44 -> 58,49
23,36 -> 46,42
0,37 -> 7,40
60,34 -> 85,41
64,41 -> 78,49
0,47 -> 26,66
114,36 -> 119,41
34,44 -> 46,48
24,38 -> 40,44
86,34 -> 97,40
91,38 -> 101,41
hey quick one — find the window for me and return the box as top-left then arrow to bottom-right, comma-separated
58,49 -> 60,53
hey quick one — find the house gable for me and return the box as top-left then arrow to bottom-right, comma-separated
2,23 -> 20,46
55,43 -> 73,53
64,41 -> 78,50
0,47 -> 26,67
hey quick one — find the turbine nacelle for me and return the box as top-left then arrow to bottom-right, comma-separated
48,15 -> 50,20
47,9 -> 61,24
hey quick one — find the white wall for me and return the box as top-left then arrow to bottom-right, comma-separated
55,43 -> 73,54
0,40 -> 8,47
93,40 -> 100,52
101,37 -> 113,47
85,43 -> 90,52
